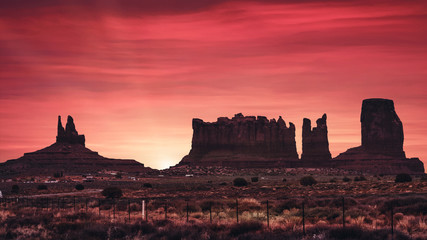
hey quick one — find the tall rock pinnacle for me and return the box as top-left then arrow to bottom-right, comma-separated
333,98 -> 424,174
57,116 -> 65,137
361,98 -> 405,157
301,114 -> 332,163
56,115 -> 85,146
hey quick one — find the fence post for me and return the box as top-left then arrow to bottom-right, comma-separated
142,200 -> 145,221
145,200 -> 148,221
86,198 -> 88,212
209,203 -> 212,224
164,203 -> 167,220
128,199 -> 131,221
98,199 -> 101,217
267,200 -> 270,228
302,202 -> 305,235
342,197 -> 345,228
391,204 -> 394,239
186,201 -> 189,222
113,200 -> 116,219
73,197 -> 76,211
236,199 -> 239,223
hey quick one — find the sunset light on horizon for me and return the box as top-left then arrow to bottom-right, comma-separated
1,0 -> 427,170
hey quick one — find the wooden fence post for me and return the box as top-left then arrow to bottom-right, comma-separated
186,201 -> 189,222
142,200 -> 145,221
236,199 -> 239,223
267,200 -> 270,228
209,203 -> 212,224
128,199 -> 131,221
302,202 -> 305,235
342,197 -> 345,228
391,204 -> 394,239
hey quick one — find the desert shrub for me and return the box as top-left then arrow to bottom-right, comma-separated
200,200 -> 224,212
11,184 -> 19,194
110,226 -> 127,239
75,184 -> 84,191
64,212 -> 95,221
37,184 -> 48,190
233,178 -> 248,187
101,187 -> 123,199
130,221 -> 156,234
274,199 -> 302,214
329,178 -> 337,183
229,221 -> 263,236
307,207 -> 341,220
239,198 -> 261,212
143,183 -> 153,188
219,182 -> 227,186
343,177 -> 351,182
354,175 -> 367,181
282,178 -> 287,182
115,173 -> 122,179
53,172 -> 63,178
395,173 -> 412,183
181,202 -> 200,213
300,176 -> 317,186
327,226 -> 411,240
251,177 -> 259,182
129,202 -> 142,211
379,197 -> 427,215
420,174 -> 427,181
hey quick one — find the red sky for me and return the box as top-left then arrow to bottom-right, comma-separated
1,0 -> 426,170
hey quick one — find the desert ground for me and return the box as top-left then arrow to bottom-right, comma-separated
0,167 -> 426,239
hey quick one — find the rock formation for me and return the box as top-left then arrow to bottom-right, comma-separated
360,99 -> 405,158
333,98 -> 424,174
179,113 -> 299,168
301,114 -> 332,165
0,115 -> 151,176
56,116 -> 85,146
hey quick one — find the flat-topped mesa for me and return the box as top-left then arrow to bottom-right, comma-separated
301,114 -> 332,163
361,98 -> 405,158
56,115 -> 85,146
180,113 -> 299,167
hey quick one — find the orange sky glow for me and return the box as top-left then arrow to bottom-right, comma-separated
1,0 -> 426,170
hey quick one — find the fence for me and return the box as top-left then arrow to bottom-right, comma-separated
0,194 -> 425,238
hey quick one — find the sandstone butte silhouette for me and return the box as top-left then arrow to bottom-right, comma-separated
179,98 -> 424,174
0,116 -> 149,176
0,98 -> 424,176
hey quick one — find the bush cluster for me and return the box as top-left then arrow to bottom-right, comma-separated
233,178 -> 248,187
101,187 -> 123,199
395,173 -> 412,183
251,177 -> 259,182
300,176 -> 317,186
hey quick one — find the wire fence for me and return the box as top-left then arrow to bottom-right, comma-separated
1,194 -> 425,238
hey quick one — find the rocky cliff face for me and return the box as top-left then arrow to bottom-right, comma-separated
56,115 -> 86,146
333,98 -> 424,174
0,115 -> 150,176
301,114 -> 332,164
180,113 -> 299,167
361,99 -> 405,157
